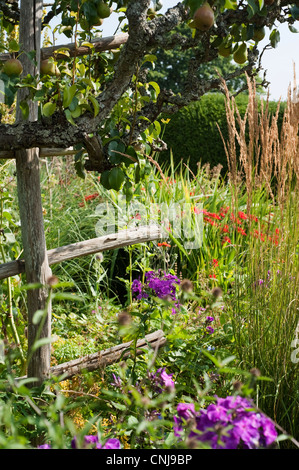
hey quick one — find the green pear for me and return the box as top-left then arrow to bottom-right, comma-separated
97,2 -> 111,19
2,58 -> 23,76
253,27 -> 265,42
233,43 -> 248,64
218,42 -> 232,58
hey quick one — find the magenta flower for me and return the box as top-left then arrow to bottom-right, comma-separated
177,403 -> 196,420
174,403 -> 196,437
206,326 -> 214,334
98,438 -> 121,449
148,367 -> 175,393
173,395 -> 278,449
71,435 -> 121,449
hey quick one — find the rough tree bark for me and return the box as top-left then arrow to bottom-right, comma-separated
15,0 -> 52,386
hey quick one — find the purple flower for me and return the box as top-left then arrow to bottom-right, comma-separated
257,413 -> 278,448
160,369 -> 175,389
72,435 -> 121,450
206,316 -> 214,323
98,438 -> 121,449
131,279 -> 148,300
38,444 -> 51,449
132,271 -> 180,309
111,373 -> 123,390
173,395 -> 278,449
148,367 -> 175,393
206,326 -> 214,334
174,403 -> 196,437
71,435 -> 99,449
177,403 -> 196,420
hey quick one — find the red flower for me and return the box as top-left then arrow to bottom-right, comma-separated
212,259 -> 219,267
238,211 -> 247,220
222,236 -> 231,244
209,274 -> 217,279
158,242 -> 171,248
79,192 -> 99,206
219,206 -> 230,215
222,224 -> 229,233
237,227 -> 247,236
85,192 -> 99,201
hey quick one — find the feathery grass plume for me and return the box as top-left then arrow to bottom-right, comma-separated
220,71 -> 299,446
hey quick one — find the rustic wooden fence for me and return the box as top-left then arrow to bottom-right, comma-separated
0,1 -> 166,386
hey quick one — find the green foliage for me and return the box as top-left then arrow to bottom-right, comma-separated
158,93 -> 286,175
147,24 -> 247,95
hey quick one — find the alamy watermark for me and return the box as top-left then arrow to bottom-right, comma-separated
94,195 -> 203,249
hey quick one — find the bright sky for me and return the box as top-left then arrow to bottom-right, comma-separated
53,1 -> 298,102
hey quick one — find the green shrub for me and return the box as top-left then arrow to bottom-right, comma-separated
158,93 -> 286,174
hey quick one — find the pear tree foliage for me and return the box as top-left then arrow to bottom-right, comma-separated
0,0 -> 299,189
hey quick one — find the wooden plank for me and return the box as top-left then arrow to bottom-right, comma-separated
0,225 -> 163,280
0,33 -> 129,62
50,329 -> 166,380
41,33 -> 129,60
0,147 -> 76,159
14,329 -> 166,383
15,0 -> 52,386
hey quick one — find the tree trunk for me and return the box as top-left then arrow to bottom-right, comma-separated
15,0 -> 52,386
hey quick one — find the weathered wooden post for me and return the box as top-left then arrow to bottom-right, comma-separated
15,0 -> 52,385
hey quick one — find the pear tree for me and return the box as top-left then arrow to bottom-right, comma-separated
0,0 -> 299,383
1,0 -> 299,176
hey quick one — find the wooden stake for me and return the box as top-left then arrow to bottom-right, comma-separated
15,0 -> 52,386
0,225 -> 163,280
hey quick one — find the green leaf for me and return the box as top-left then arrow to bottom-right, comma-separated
270,29 -> 280,48
201,350 -> 222,367
74,159 -> 86,179
32,309 -> 46,325
63,83 -> 77,108
65,108 -> 76,125
71,106 -> 82,118
52,293 -> 83,302
224,0 -> 237,9
288,25 -> 299,34
31,337 -> 53,353
127,415 -> 139,427
8,39 -> 20,52
42,101 -> 57,117
81,42 -> 95,50
68,96 -> 79,112
246,0 -> 258,19
19,100 -> 29,120
148,81 -> 160,96
167,231 -> 190,260
89,95 -> 100,117
110,401 -> 127,411
142,54 -> 157,67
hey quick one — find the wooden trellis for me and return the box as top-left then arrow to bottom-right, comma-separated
0,1 -> 165,386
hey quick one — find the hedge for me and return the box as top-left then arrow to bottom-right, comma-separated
158,93 -> 286,175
